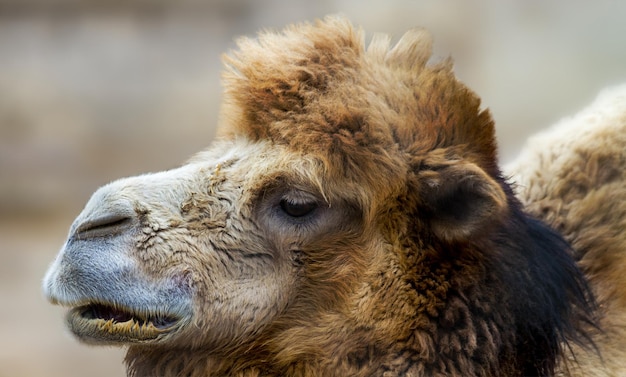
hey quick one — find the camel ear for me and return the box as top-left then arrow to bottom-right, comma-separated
419,160 -> 508,243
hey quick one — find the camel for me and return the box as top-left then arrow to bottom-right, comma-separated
44,16 -> 621,376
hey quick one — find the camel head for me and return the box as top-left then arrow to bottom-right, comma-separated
44,17 -> 592,376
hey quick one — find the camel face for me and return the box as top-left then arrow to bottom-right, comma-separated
43,138 -> 365,349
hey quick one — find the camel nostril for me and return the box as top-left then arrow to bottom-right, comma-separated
74,215 -> 133,239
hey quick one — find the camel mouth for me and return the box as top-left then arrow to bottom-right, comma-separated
66,303 -> 183,344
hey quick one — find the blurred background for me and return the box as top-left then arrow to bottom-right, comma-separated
0,0 -> 624,376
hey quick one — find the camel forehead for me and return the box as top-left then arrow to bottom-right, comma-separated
185,139 -> 330,199
218,16 -> 496,173
218,18 -> 432,148
189,137 -> 392,214
191,139 -> 319,178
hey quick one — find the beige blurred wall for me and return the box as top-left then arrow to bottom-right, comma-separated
1,1 -> 625,376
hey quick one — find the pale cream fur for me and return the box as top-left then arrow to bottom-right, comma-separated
507,84 -> 626,376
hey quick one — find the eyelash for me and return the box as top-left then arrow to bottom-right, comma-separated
279,198 -> 318,218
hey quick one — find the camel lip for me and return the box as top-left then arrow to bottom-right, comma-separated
78,303 -> 180,329
65,302 -> 186,344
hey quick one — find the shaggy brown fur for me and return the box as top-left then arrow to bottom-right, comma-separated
507,84 -> 626,376
44,17 -> 596,377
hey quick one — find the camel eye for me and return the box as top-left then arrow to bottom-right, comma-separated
279,198 -> 318,218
